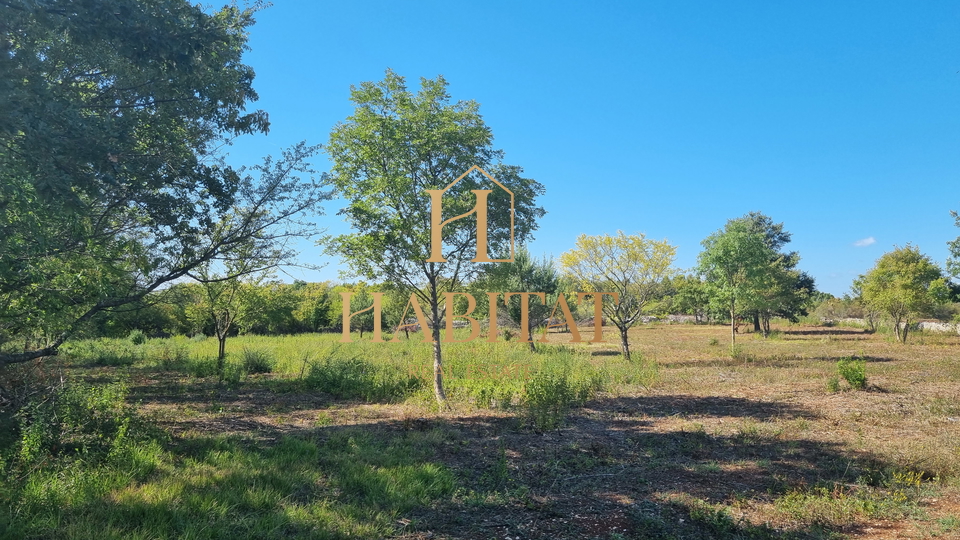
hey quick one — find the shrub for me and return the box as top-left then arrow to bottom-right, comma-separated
240,348 -> 275,374
837,357 -> 867,390
63,339 -> 142,366
150,342 -> 189,370
305,357 -> 422,402
127,329 -> 147,345
186,355 -> 219,378
826,376 -> 841,393
522,369 -> 605,431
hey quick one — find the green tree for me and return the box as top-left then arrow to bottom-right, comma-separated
697,221 -> 775,347
560,231 -> 677,361
948,209 -> 960,279
857,245 -> 950,343
669,274 -> 710,324
0,1 -> 329,367
326,70 -> 545,404
478,247 -> 562,352
732,212 -> 815,336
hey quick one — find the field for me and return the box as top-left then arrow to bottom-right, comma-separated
2,323 -> 960,539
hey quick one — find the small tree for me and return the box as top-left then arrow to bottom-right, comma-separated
697,221 -> 775,347
858,245 -> 950,343
560,231 -> 677,360
326,70 -> 545,404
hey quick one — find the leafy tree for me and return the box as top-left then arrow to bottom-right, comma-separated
326,70 -> 545,404
857,245 -> 950,343
560,231 -> 677,360
697,220 -> 775,346
478,247 -> 562,352
292,281 -> 334,332
668,274 -> 711,323
732,212 -> 815,335
949,209 -> 960,279
189,239 -> 275,374
0,1 -> 329,367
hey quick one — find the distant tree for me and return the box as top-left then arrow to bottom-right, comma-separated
560,231 -> 677,361
292,282 -> 334,332
478,247 -> 562,352
857,245 -> 950,343
326,70 -> 545,404
697,221 -> 775,347
948,209 -> 960,279
190,241 -> 272,376
732,212 -> 815,336
669,274 -> 711,324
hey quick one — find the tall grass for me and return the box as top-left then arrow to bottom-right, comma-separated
61,332 -> 659,411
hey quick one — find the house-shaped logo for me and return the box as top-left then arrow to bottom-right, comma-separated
425,165 -> 515,263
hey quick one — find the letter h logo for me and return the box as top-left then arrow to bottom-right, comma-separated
426,165 -> 515,263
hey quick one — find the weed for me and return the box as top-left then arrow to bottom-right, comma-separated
241,347 -> 275,374
826,376 -> 841,393
837,357 -> 867,390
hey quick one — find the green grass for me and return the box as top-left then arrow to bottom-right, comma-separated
7,323 -> 960,539
2,430 -> 455,539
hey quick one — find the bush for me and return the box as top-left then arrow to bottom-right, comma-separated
186,355 -> 219,378
837,357 -> 867,390
63,339 -> 142,367
240,348 -> 275,374
127,329 -> 147,345
149,341 -> 189,370
305,357 -> 422,402
522,369 -> 604,431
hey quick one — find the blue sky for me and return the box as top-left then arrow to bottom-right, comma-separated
224,1 -> 960,296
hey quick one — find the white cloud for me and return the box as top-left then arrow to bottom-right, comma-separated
853,237 -> 876,247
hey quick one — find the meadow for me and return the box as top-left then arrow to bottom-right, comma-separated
1,323 -> 959,539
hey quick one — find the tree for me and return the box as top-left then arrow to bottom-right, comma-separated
560,231 -> 676,361
669,274 -> 710,324
697,220 -> 775,347
0,1 -> 330,367
477,247 -> 561,352
857,245 -> 950,343
948,209 -> 960,280
326,70 -> 545,404
191,258 -> 264,376
732,212 -> 815,336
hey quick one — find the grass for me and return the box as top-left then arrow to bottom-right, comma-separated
2,322 -> 960,538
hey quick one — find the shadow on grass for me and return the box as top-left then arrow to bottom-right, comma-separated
3,386 -> 917,540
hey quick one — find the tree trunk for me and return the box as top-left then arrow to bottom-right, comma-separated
620,326 -> 631,361
730,299 -> 737,346
429,281 -> 447,405
217,333 -> 227,380
901,318 -> 910,343
753,313 -> 761,333
528,339 -> 537,353
894,316 -> 903,342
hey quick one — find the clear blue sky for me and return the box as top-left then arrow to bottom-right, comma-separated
224,1 -> 960,296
